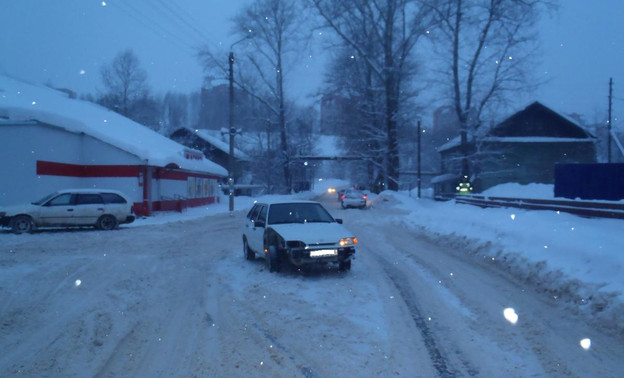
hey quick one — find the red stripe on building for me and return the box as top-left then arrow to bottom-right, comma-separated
37,161 -> 139,177
37,160 -> 221,181
155,169 -> 221,181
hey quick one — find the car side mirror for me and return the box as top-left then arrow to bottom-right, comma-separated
255,219 -> 265,228
335,218 -> 343,224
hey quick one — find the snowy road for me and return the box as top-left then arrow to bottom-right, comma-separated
1,195 -> 623,377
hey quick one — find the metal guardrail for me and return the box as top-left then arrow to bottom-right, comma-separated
451,194 -> 624,220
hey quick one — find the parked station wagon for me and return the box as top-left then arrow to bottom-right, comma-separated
0,189 -> 135,234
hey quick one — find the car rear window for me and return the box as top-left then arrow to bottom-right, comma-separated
101,193 -> 127,204
76,194 -> 104,205
346,190 -> 364,198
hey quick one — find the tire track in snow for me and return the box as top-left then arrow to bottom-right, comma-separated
254,324 -> 317,378
381,262 -> 457,378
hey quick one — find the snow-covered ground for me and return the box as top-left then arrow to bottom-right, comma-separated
1,179 -> 623,376
107,179 -> 624,326
129,179 -> 623,327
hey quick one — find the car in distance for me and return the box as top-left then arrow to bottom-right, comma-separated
341,189 -> 367,209
0,189 -> 135,234
242,200 -> 357,272
337,188 -> 346,201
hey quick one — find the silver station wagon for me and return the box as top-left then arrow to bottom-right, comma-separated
0,189 -> 135,234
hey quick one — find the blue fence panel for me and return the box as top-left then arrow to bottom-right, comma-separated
554,163 -> 624,201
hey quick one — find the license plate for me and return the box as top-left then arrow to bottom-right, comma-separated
310,249 -> 338,257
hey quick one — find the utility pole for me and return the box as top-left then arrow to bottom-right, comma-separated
417,119 -> 422,199
266,119 -> 271,194
227,50 -> 236,212
226,36 -> 250,212
608,77 -> 613,163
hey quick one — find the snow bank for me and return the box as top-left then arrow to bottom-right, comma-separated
383,186 -> 624,330
480,183 -> 555,198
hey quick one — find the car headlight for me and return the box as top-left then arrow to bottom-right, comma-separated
339,237 -> 357,246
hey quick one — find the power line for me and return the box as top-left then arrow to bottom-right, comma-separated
106,1 -> 196,55
154,0 -> 217,46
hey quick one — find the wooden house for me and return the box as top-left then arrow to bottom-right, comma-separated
433,102 -> 596,195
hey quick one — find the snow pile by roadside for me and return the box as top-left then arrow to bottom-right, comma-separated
375,186 -> 623,330
480,182 -> 556,198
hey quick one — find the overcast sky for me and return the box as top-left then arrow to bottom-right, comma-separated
1,0 -> 622,126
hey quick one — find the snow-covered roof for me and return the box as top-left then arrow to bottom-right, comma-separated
189,128 -> 250,161
437,136 -> 462,152
430,173 -> 461,184
437,134 -> 593,153
437,102 -> 594,153
0,75 -> 227,177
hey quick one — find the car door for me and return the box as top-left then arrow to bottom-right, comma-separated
247,204 -> 267,254
73,193 -> 105,225
39,193 -> 74,225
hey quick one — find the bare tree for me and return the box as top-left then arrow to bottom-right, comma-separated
323,44 -> 386,190
311,0 -> 434,191
100,49 -> 149,118
162,92 -> 189,133
199,0 -> 309,192
426,0 -> 554,178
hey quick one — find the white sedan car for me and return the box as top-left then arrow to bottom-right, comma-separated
0,189 -> 135,234
341,189 -> 368,209
242,200 -> 357,272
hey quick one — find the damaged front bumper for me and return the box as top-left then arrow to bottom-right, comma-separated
287,246 -> 356,267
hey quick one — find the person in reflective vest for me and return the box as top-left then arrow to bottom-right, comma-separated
456,176 -> 473,195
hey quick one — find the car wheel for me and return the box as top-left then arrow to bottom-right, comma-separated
266,245 -> 281,272
96,215 -> 118,230
11,215 -> 34,234
243,238 -> 254,260
339,260 -> 351,271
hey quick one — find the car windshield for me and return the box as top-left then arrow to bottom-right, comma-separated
32,192 -> 58,205
267,203 -> 334,224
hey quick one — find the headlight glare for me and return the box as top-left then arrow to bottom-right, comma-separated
339,237 -> 357,246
